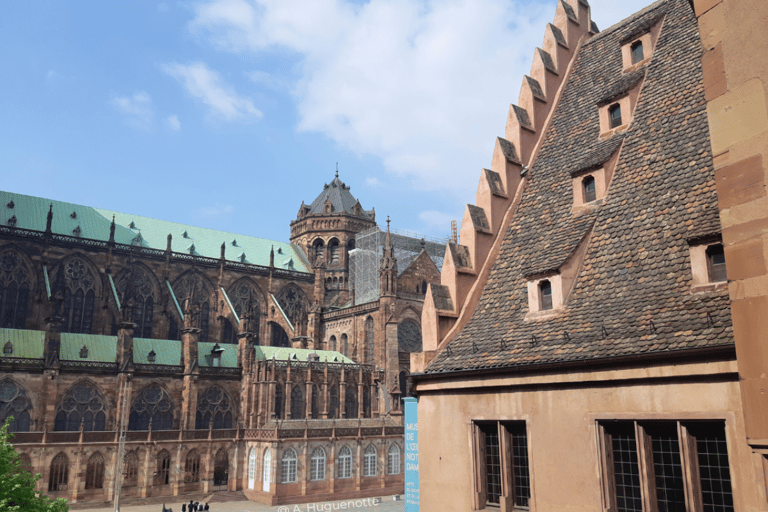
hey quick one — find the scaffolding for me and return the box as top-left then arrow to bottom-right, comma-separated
349,225 -> 448,305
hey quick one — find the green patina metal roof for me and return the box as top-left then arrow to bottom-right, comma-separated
254,346 -> 354,364
133,338 -> 182,366
198,341 -> 238,368
60,333 -> 117,362
0,190 -> 311,272
0,329 -> 44,359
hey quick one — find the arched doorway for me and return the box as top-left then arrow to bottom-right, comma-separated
248,448 -> 256,490
213,449 -> 228,489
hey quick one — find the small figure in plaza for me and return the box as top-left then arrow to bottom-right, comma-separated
204,504 -> 209,511
182,504 -> 186,512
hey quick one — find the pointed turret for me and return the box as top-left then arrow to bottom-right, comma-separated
380,217 -> 397,297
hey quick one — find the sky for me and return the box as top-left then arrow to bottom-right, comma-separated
1,0 -> 653,243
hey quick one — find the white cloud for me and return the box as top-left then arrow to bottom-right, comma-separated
110,91 -> 154,129
245,70 -> 290,92
198,203 -> 235,217
190,0 -> 662,196
167,114 -> 181,130
365,176 -> 382,187
162,61 -> 263,122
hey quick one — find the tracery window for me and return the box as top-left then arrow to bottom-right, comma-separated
184,449 -> 201,483
310,447 -> 326,481
195,385 -> 234,429
129,384 -> 174,431
271,322 -> 290,348
117,265 -> 156,339
173,273 -> 211,342
54,382 -> 106,432
388,444 -> 401,475
48,452 -> 69,492
0,379 -> 32,432
397,320 -> 422,353
281,448 -> 298,484
290,385 -> 305,419
345,386 -> 358,419
337,445 -> 353,479
275,286 -> 308,333
364,444 -> 377,477
57,257 -> 97,334
228,280 -> 261,341
329,386 -> 339,419
365,316 -> 374,364
311,385 -> 319,419
214,449 -> 228,486
124,451 -> 139,487
0,251 -> 31,329
85,452 -> 105,490
156,450 -> 171,485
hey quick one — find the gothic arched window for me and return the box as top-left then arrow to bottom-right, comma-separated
275,286 -> 309,333
329,239 -> 340,264
85,452 -> 105,489
329,386 -> 339,419
329,335 -> 337,352
124,451 -> 138,487
0,250 -> 31,329
397,319 -> 422,353
57,257 -> 97,334
196,385 -> 234,429
345,386 -> 358,419
281,448 -> 297,483
388,444 -> 401,475
364,444 -> 377,477
337,445 -> 352,479
365,316 -> 374,365
55,382 -> 106,432
214,449 -> 229,486
274,383 -> 284,419
229,281 -> 261,339
310,447 -> 326,481
290,385 -> 304,419
129,384 -> 174,431
0,379 -> 32,432
173,273 -> 212,342
156,450 -> 171,485
313,240 -> 325,262
48,452 -> 69,492
185,449 -> 201,483
117,265 -> 156,339
341,333 -> 348,357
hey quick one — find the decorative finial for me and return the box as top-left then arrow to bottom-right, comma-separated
335,162 -> 338,178
386,216 -> 390,228
269,245 -> 275,267
45,204 -> 53,235
166,233 -> 172,252
220,242 -> 226,260
108,215 -> 116,245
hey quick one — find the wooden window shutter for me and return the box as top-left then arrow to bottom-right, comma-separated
499,422 -> 515,512
473,423 -> 488,509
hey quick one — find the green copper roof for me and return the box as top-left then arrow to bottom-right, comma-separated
60,333 -> 117,362
133,338 -> 182,366
0,329 -> 44,359
198,341 -> 238,368
254,346 -> 354,364
0,190 -> 311,273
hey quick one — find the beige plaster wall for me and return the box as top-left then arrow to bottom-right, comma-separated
417,361 -> 768,512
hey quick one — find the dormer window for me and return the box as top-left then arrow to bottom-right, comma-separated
539,280 -> 553,311
706,244 -> 727,282
630,40 -> 644,64
210,343 -> 224,367
80,345 -> 89,359
583,176 -> 597,203
3,341 -> 13,355
608,104 -> 622,129
147,350 -> 156,363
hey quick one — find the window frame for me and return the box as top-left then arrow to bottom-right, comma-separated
609,103 -> 622,129
310,447 -> 326,481
630,40 -> 644,64
388,444 -> 402,475
337,445 -> 353,479
539,280 -> 553,311
583,175 -> 597,203
705,244 -> 727,283
598,420 -> 734,512
363,444 -> 378,477
281,448 -> 298,484
472,420 -> 531,511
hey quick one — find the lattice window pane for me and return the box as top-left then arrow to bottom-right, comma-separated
310,447 -> 326,481
364,445 -> 377,477
646,423 -> 686,512
608,423 -> 642,512
338,446 -> 352,479
281,449 -> 297,483
510,422 -> 531,507
388,444 -> 401,475
691,422 -> 734,512
483,425 -> 502,505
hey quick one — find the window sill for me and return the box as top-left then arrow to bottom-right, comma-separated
524,308 -> 563,321
623,57 -> 650,73
690,281 -> 728,293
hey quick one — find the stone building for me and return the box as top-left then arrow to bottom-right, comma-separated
0,174 -> 442,505
412,0 -> 768,511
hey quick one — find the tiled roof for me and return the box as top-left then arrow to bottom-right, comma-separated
254,346 -> 354,364
306,176 -> 373,218
0,328 -> 44,359
133,338 -> 182,366
0,190 -> 311,273
61,333 -> 117,362
427,0 -> 731,374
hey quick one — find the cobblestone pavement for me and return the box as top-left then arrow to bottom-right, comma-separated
82,496 -> 404,512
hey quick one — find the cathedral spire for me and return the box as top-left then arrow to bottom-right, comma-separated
108,215 -> 116,246
380,216 -> 397,296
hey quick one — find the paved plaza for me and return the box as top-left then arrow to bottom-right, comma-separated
80,496 -> 405,512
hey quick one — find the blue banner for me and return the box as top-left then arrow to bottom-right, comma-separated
404,397 -> 419,512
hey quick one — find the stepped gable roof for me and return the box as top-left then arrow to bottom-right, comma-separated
306,173 -> 373,218
0,190 -> 311,273
426,0 -> 731,375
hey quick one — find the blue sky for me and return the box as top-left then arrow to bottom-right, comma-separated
1,0 -> 652,243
